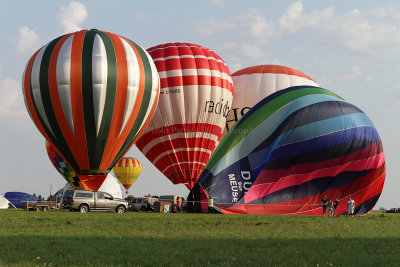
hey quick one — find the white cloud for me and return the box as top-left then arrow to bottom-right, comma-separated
16,26 -> 41,55
241,44 -> 265,59
0,76 -> 24,116
370,7 -> 400,20
209,0 -> 226,6
352,66 -> 361,75
194,9 -> 279,43
279,2 -> 400,54
57,1 -> 88,34
194,19 -> 235,35
279,1 -> 334,32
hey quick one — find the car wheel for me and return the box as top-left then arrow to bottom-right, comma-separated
140,206 -> 147,212
116,205 -> 126,213
42,206 -> 49,212
79,204 -> 89,213
35,206 -> 42,211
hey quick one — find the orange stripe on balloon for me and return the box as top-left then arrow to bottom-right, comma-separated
99,32 -> 129,170
69,30 -> 89,170
102,35 -> 146,165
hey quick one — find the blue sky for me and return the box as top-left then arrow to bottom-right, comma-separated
0,0 -> 399,208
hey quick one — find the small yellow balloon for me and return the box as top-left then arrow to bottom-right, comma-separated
113,157 -> 142,193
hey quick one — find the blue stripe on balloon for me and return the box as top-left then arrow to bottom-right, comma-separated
268,126 -> 380,162
275,113 -> 374,148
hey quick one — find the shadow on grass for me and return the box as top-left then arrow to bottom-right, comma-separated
0,235 -> 399,266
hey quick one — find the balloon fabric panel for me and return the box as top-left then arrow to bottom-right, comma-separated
45,140 -> 85,189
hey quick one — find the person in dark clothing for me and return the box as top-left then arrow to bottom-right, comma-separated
321,195 -> 328,217
327,199 -> 333,217
332,198 -> 339,217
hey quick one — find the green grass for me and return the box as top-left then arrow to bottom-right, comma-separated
0,210 -> 399,266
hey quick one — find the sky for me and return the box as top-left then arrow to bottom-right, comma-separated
0,0 -> 399,208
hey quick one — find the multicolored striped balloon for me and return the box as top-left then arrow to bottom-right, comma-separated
112,157 -> 142,193
136,43 -> 233,190
224,65 -> 318,138
22,29 -> 159,191
196,86 -> 385,215
45,140 -> 85,190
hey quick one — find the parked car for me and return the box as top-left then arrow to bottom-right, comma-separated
63,190 -> 129,213
385,208 -> 399,213
130,197 -> 158,211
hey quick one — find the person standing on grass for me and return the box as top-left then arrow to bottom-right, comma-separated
181,198 -> 186,212
208,196 -> 214,213
176,197 -> 181,213
347,197 -> 355,217
327,198 -> 333,217
332,198 -> 339,217
146,194 -> 151,211
321,195 -> 328,217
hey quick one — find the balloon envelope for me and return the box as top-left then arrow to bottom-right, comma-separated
224,65 -> 318,138
136,43 -> 233,189
112,157 -> 142,193
195,86 -> 385,215
22,29 -> 159,191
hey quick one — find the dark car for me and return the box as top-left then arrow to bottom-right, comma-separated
385,208 -> 399,213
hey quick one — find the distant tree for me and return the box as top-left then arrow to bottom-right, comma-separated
125,195 -> 135,202
379,207 -> 386,211
33,193 -> 37,197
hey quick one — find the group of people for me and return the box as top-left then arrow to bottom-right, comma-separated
171,197 -> 184,213
321,196 -> 356,217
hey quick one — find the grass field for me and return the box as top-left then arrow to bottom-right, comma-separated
0,209 -> 399,266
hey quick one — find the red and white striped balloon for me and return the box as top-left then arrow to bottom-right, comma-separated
136,43 -> 233,190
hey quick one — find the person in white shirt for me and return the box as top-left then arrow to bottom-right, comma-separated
347,197 -> 355,217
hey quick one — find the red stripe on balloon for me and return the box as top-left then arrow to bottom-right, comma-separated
221,164 -> 385,215
144,137 -> 215,162
232,65 -> 316,83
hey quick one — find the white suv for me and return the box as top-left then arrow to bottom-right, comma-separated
130,197 -> 158,211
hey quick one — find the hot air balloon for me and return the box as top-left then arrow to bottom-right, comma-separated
112,157 -> 142,194
194,86 -> 385,215
136,43 -> 233,190
224,65 -> 318,138
22,29 -> 159,191
45,140 -> 85,189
